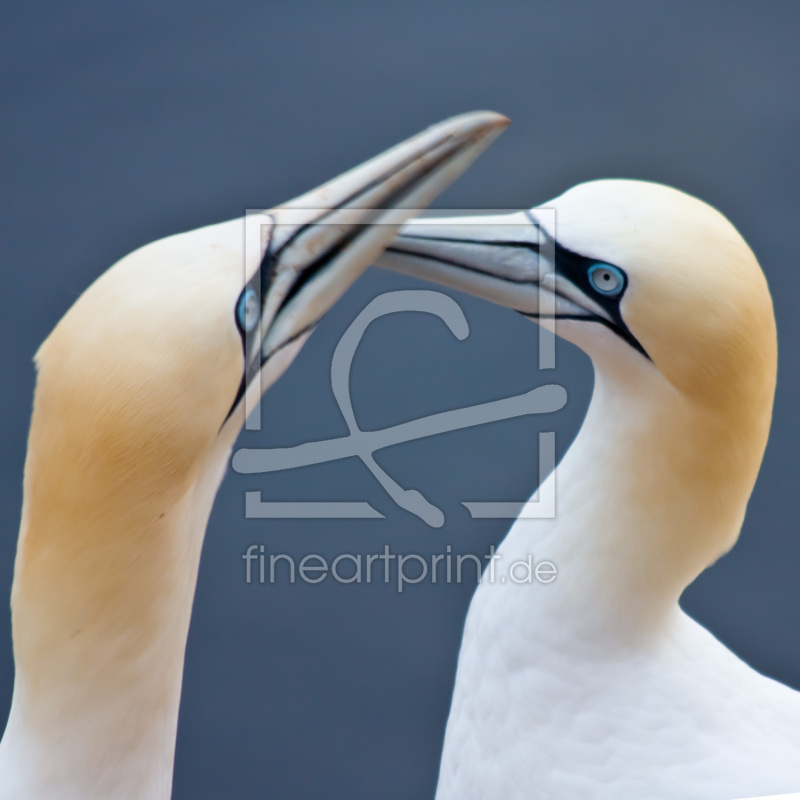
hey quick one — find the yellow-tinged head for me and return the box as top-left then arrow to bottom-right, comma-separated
22,111 -> 510,518
32,221 -> 248,509
384,178 -> 776,413
546,180 -> 776,412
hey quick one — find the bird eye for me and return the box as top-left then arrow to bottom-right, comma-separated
236,287 -> 260,334
587,263 -> 625,296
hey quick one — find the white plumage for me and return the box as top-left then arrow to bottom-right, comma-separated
379,179 -> 800,799
0,112 -> 507,800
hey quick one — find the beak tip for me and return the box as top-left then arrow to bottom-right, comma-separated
438,111 -> 511,146
462,110 -> 511,136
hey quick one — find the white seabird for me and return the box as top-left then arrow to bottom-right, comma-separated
378,179 -> 800,800
0,111 -> 508,800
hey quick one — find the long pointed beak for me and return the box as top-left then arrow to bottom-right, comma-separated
376,209 -> 649,357
376,210 -> 601,317
244,113 -> 509,385
376,212 -> 552,314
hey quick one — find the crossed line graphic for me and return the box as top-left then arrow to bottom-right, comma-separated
232,290 -> 566,527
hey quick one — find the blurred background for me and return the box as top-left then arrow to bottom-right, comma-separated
1,2 -> 799,797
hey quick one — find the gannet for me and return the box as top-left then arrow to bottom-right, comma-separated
377,179 -> 800,799
0,111 -> 508,800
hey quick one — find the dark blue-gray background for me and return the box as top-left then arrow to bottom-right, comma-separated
1,2 -> 799,797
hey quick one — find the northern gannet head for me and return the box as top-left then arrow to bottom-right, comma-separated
379,179 -> 777,588
29,113 -> 508,504
382,179 -> 776,400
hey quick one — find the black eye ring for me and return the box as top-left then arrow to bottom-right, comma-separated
587,262 -> 625,296
236,287 -> 260,334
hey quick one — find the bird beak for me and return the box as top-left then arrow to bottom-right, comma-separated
241,112 -> 509,388
376,209 -> 647,356
375,210 -> 587,317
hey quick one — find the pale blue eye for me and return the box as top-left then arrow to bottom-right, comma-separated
588,263 -> 625,296
237,288 -> 260,333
